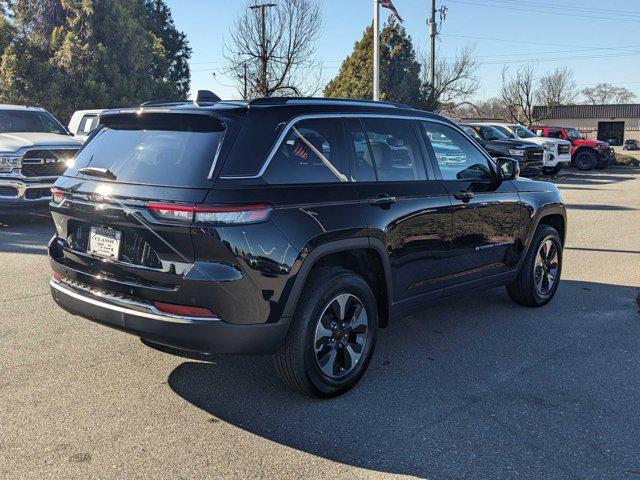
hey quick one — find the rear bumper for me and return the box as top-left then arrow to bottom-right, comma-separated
50,278 -> 291,355
0,178 -> 53,213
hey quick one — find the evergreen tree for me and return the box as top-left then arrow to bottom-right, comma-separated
0,0 -> 191,122
324,18 -> 423,107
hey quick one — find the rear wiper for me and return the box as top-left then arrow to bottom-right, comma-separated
77,167 -> 117,180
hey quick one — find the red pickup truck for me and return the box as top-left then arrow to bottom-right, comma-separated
532,125 -> 614,170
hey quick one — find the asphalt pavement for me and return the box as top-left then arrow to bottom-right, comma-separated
1,168 -> 639,479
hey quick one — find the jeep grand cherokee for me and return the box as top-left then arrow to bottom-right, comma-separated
49,97 -> 566,397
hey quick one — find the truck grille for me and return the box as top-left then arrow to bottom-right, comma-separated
0,186 -> 18,197
558,144 -> 570,155
68,223 -> 162,269
25,188 -> 51,200
21,149 -> 79,178
524,149 -> 544,163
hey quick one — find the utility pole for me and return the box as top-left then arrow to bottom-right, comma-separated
373,0 -> 380,101
428,0 -> 436,104
249,2 -> 276,97
243,63 -> 248,100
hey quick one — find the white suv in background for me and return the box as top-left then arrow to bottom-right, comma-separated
479,122 -> 571,175
68,109 -> 105,142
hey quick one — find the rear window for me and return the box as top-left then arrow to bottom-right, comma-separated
67,113 -> 226,187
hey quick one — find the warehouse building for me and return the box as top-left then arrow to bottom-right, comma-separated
532,104 -> 640,146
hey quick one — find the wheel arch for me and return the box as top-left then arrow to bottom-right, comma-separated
282,238 -> 393,328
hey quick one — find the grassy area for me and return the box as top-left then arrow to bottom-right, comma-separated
613,154 -> 640,167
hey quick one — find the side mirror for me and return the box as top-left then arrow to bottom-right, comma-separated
497,157 -> 520,181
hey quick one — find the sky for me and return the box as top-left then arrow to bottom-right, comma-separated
165,0 -> 640,102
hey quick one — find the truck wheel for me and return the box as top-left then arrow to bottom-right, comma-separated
507,225 -> 562,307
542,165 -> 562,175
575,150 -> 596,170
274,267 -> 377,397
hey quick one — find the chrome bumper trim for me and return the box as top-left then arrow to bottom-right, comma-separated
0,179 -> 53,201
50,278 -> 220,324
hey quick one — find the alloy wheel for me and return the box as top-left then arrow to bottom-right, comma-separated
313,293 -> 369,379
534,239 -> 559,296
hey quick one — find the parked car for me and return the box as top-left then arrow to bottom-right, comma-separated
0,105 -> 81,213
475,122 -> 571,175
531,125 -> 614,170
623,139 -> 639,150
49,96 -> 566,397
68,109 -> 105,142
460,123 -> 544,177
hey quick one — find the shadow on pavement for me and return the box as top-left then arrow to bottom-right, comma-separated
547,168 -> 640,187
167,280 -> 640,478
0,213 -> 54,255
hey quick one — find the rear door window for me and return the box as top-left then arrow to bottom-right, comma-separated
264,118 -> 350,184
360,118 -> 427,181
66,113 -> 228,187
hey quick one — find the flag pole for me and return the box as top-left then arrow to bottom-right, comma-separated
373,0 -> 380,101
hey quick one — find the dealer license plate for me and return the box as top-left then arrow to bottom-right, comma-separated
88,226 -> 121,260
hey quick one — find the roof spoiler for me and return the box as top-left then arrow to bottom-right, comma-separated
139,90 -> 222,108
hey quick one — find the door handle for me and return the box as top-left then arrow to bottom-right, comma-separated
368,194 -> 397,207
453,191 -> 475,202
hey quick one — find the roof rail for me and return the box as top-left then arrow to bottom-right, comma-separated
249,97 -> 413,109
139,99 -> 190,107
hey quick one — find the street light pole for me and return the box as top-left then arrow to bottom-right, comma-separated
429,0 -> 436,104
249,2 -> 276,97
373,0 -> 380,101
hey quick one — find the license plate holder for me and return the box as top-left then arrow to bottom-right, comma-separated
88,226 -> 122,260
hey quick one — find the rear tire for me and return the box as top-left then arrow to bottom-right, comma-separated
574,150 -> 596,170
507,225 -> 562,307
542,165 -> 562,175
273,267 -> 378,397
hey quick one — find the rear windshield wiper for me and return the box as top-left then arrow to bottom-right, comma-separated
77,167 -> 117,180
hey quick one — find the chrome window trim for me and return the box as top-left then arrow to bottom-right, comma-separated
207,127 -> 227,180
219,113 -> 496,180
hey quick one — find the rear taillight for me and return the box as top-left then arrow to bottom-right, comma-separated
51,187 -> 66,204
153,301 -> 217,318
146,203 -> 272,225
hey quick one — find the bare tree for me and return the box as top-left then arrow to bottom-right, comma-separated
581,83 -> 636,104
224,0 -> 323,98
499,65 -> 537,126
536,67 -> 577,107
422,45 -> 480,112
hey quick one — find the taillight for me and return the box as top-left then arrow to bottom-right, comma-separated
51,187 -> 66,204
146,203 -> 272,225
153,301 -> 217,318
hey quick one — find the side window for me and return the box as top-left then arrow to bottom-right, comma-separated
360,118 -> 426,181
264,118 -> 350,184
548,129 -> 563,139
78,115 -> 99,134
420,121 -> 493,181
346,118 -> 376,182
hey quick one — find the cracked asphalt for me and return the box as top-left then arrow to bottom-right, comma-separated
1,168 -> 639,479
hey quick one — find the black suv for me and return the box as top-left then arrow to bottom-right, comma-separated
461,123 -> 544,177
49,97 -> 566,397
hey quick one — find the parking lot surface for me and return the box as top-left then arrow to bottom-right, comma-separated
1,169 -> 639,479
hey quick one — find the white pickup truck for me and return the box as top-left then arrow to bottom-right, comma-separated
0,105 -> 81,214
478,122 -> 572,175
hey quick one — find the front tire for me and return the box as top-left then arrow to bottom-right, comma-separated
507,225 -> 562,307
542,165 -> 562,175
574,150 -> 596,170
274,267 -> 378,397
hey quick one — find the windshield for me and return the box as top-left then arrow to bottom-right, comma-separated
566,128 -> 582,140
0,110 -> 67,134
493,125 -> 516,138
481,125 -> 508,140
512,125 -> 537,139
462,126 -> 481,141
66,113 -> 228,188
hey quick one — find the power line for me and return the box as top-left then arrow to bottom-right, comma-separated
447,0 -> 640,23
464,0 -> 640,18
440,33 -> 639,51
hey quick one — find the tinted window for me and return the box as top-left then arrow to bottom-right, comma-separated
346,118 -> 376,182
67,113 -> 226,187
480,125 -> 507,140
0,110 -> 66,134
265,118 -> 349,184
361,118 -> 426,181
421,122 -> 493,181
548,129 -> 563,139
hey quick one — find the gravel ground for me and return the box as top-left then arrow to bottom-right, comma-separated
1,168 -> 639,480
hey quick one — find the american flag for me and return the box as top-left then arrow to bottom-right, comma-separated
380,0 -> 404,23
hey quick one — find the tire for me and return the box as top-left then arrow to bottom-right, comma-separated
273,267 -> 378,397
542,165 -> 562,175
507,225 -> 562,307
574,150 -> 596,170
